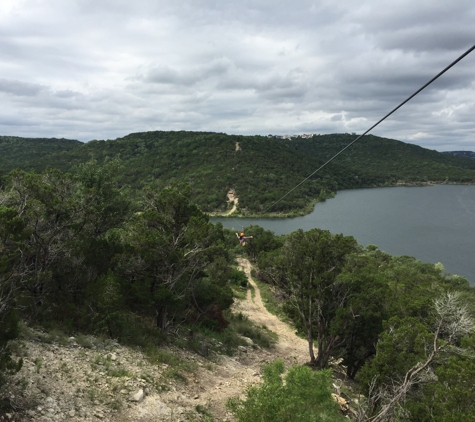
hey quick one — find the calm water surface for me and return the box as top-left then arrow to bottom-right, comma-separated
212,185 -> 475,285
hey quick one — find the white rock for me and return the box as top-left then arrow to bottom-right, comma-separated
130,389 -> 144,402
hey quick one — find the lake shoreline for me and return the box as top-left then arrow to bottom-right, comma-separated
212,185 -> 475,285
210,181 -> 475,219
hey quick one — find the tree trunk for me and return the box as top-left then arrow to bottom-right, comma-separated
307,325 -> 316,364
156,308 -> 168,332
307,297 -> 316,364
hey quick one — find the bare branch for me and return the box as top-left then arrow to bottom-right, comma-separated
360,291 -> 475,422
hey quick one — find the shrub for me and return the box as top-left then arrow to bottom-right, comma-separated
227,360 -> 344,422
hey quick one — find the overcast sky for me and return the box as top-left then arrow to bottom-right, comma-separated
1,0 -> 474,150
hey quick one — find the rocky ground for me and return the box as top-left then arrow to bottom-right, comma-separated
1,258 -> 354,421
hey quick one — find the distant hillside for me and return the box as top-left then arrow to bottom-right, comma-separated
0,136 -> 82,173
2,131 -> 475,215
279,134 -> 475,183
442,151 -> 475,159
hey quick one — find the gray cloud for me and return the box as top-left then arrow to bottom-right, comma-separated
0,0 -> 474,151
0,79 -> 45,96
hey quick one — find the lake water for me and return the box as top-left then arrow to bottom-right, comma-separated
212,185 -> 475,285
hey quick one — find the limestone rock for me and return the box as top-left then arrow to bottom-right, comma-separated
130,388 -> 145,403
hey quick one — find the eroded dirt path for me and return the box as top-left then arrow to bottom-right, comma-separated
224,190 -> 238,216
235,258 -> 308,365
191,258 -> 309,420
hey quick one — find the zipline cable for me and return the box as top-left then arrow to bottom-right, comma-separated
264,43 -> 475,214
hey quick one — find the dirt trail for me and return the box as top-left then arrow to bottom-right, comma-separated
234,258 -> 308,364
191,258 -> 309,420
224,190 -> 238,216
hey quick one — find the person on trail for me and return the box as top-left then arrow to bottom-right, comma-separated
236,232 -> 253,246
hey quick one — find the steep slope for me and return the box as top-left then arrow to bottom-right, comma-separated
3,259 -> 324,422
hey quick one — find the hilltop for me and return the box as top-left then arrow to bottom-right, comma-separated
2,131 -> 475,215
443,150 -> 475,159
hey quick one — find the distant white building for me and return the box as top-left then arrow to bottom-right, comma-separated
270,133 -> 318,139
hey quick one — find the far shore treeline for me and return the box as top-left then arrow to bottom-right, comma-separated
2,131 -> 475,216
1,131 -> 475,420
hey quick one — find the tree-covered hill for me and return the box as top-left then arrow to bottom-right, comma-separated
2,131 -> 475,215
0,136 -> 82,174
57,131 -> 338,214
443,150 -> 475,159
280,133 -> 475,184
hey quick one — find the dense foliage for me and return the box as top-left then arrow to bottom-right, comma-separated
280,133 -> 475,184
0,136 -> 81,174
227,360 -> 344,422
2,131 -> 475,215
0,164 -> 240,387
255,227 -> 475,421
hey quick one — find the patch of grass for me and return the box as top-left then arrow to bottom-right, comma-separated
7,339 -> 27,357
226,311 -> 277,349
253,279 -> 289,322
16,377 -> 29,391
88,387 -> 98,402
43,328 -> 69,345
140,373 -> 154,383
109,397 -> 123,411
34,358 -> 43,374
75,333 -> 94,349
195,403 -> 214,419
249,284 -> 256,300
231,286 -> 247,300
145,347 -> 197,384
187,407 -> 216,422
108,367 -> 129,377
145,347 -> 183,366
17,321 -> 37,340
162,366 -> 189,383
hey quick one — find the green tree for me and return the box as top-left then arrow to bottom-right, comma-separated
114,185 -> 222,331
278,229 -> 357,367
406,348 -> 475,422
356,292 -> 475,422
1,164 -> 129,328
332,251 -> 391,378
0,206 -> 26,385
240,225 -> 283,263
